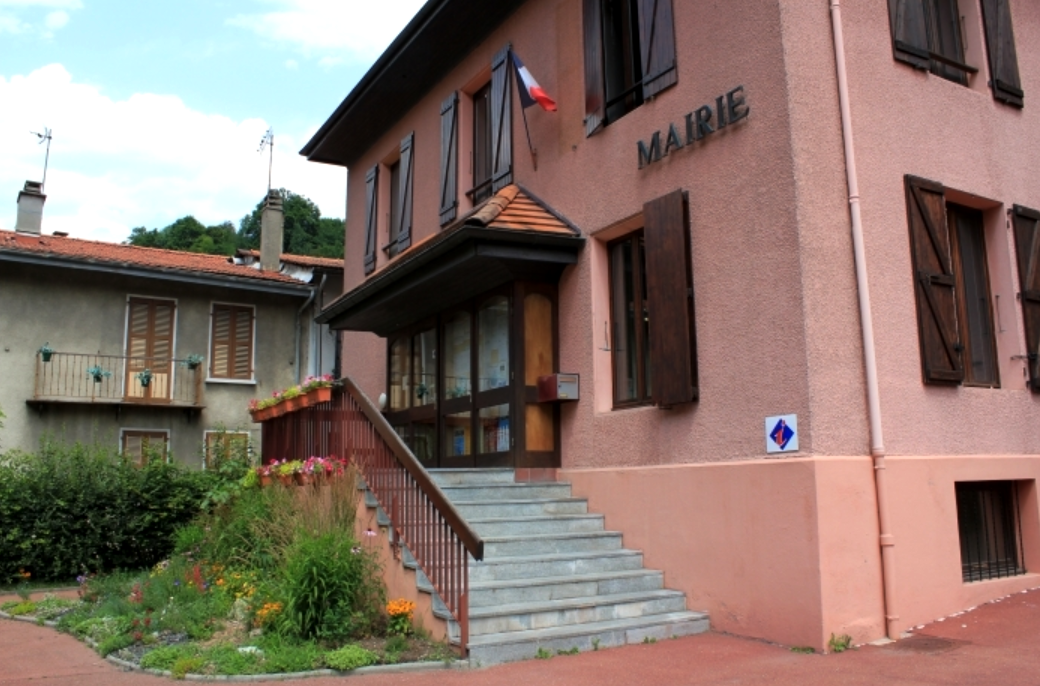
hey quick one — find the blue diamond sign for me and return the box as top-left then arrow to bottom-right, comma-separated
765,414 -> 798,454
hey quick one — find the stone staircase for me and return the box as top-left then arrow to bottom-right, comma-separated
368,468 -> 709,665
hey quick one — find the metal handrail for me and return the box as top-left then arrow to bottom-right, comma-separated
259,378 -> 483,653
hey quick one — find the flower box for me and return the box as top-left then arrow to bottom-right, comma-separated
307,387 -> 333,406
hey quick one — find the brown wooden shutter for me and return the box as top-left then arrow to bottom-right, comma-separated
980,0 -> 1023,108
127,298 -> 175,395
211,305 -> 231,377
396,132 -> 414,251
363,164 -> 379,275
490,44 -> 513,193
888,0 -> 931,70
233,307 -> 254,379
905,175 -> 964,384
127,298 -> 151,361
1013,205 -> 1040,391
439,92 -> 459,226
637,0 -> 677,98
583,0 -> 606,137
643,189 -> 698,406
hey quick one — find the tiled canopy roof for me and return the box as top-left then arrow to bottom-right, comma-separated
236,249 -> 344,271
0,230 -> 305,285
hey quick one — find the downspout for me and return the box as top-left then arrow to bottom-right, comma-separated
295,273 -> 326,384
828,0 -> 897,639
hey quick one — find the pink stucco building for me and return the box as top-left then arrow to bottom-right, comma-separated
303,0 -> 1040,652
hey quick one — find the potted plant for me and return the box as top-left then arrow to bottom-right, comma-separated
183,354 -> 204,370
282,386 -> 305,412
38,343 -> 54,363
137,368 -> 153,388
86,365 -> 111,383
256,464 -> 274,488
302,374 -> 335,405
275,459 -> 302,487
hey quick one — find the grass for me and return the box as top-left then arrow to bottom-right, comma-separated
828,633 -> 854,653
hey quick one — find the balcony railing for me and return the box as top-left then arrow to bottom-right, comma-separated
259,378 -> 483,654
32,352 -> 205,407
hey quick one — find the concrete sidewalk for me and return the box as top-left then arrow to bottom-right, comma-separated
2,587 -> 1038,685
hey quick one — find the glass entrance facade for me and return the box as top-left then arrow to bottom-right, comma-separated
383,283 -> 559,468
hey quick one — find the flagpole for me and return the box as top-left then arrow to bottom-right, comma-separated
512,50 -> 538,171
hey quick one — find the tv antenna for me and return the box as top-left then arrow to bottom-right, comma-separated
258,127 -> 274,193
30,127 -> 53,191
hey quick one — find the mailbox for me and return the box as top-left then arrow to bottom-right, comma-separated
537,373 -> 580,403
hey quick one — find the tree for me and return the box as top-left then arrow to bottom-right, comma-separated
125,190 -> 343,259
237,189 -> 344,259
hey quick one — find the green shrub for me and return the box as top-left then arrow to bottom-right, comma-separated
0,437 -> 212,583
325,644 -> 377,671
171,656 -> 205,680
140,645 -> 198,671
257,635 -> 323,673
96,632 -> 134,656
278,531 -> 384,641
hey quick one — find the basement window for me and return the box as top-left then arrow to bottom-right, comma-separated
955,480 -> 1026,583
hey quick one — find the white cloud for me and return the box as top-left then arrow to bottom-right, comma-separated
284,58 -> 298,70
0,14 -> 26,32
317,55 -> 343,70
228,0 -> 425,63
0,64 -> 347,243
43,9 -> 67,28
0,1 -> 82,7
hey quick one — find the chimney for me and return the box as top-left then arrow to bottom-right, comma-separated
259,189 -> 284,272
16,181 -> 46,235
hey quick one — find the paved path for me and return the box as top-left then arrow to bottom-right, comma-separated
2,588 -> 1039,685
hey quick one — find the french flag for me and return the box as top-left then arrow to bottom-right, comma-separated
512,52 -> 557,112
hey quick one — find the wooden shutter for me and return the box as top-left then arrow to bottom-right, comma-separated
211,304 -> 254,379
439,92 -> 459,226
363,165 -> 379,275
490,44 -> 513,193
643,189 -> 698,406
637,0 -> 677,98
980,0 -> 1023,108
888,0 -> 931,70
126,298 -> 175,398
583,0 -> 606,137
905,176 -> 964,384
1013,205 -> 1040,391
396,132 -> 414,251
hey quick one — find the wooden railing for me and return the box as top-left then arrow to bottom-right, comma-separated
260,377 -> 483,652
32,352 -> 204,406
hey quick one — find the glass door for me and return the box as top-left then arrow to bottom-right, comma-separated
474,294 -> 513,467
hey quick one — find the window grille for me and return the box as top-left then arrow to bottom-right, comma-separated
955,481 -> 1025,583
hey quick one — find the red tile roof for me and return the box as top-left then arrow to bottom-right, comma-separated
0,230 -> 306,286
236,249 -> 343,271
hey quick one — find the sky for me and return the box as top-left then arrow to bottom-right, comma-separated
0,0 -> 426,242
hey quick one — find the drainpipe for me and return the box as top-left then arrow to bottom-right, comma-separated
828,0 -> 897,639
295,273 -> 326,384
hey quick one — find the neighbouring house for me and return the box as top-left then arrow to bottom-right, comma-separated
0,186 -> 343,466
291,0 -> 1040,657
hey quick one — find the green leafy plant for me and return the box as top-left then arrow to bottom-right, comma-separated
592,637 -> 601,651
535,647 -> 553,659
140,645 -> 199,671
86,365 -> 111,382
171,656 -> 206,680
183,354 -> 204,370
642,636 -> 657,644
136,368 -> 153,387
828,633 -> 853,653
38,343 -> 54,362
557,647 -> 580,655
791,645 -> 815,654
325,644 -> 377,671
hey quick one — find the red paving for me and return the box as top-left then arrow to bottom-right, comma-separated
2,588 -> 1039,686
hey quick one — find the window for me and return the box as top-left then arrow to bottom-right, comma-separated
210,304 -> 254,381
583,0 -> 677,135
471,82 -> 493,204
609,232 -> 651,405
949,205 -> 998,386
204,431 -> 250,469
904,177 -> 998,387
606,190 -> 698,409
887,0 -> 1023,105
125,297 -> 176,401
956,481 -> 1025,582
121,430 -> 168,465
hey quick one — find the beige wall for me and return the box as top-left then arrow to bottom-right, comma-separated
0,260 -> 311,467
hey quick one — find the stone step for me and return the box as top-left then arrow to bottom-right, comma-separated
438,483 -> 573,502
470,569 -> 664,607
453,498 -> 588,518
469,550 -> 643,583
468,514 -> 604,537
466,611 -> 710,666
428,468 -> 517,486
482,531 -> 624,557
468,589 -> 689,635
